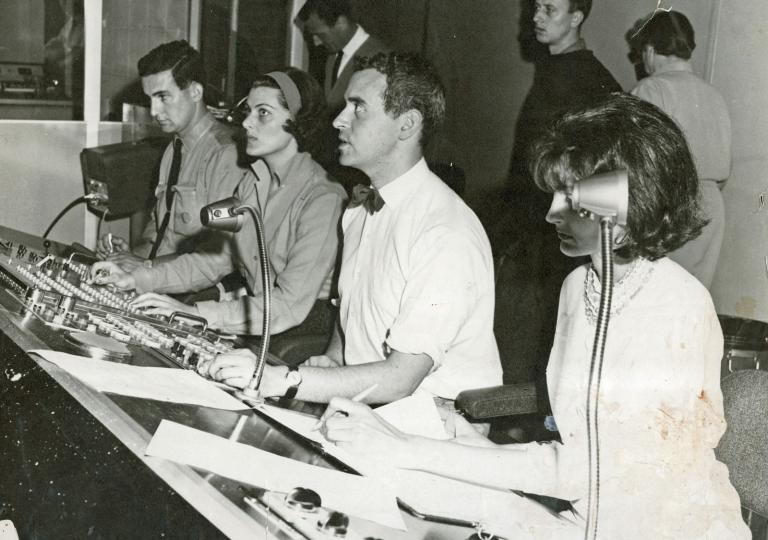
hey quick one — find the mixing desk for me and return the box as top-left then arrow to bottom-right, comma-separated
0,238 -> 236,369
0,225 -> 488,540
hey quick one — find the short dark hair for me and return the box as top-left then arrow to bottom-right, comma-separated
250,68 -> 327,158
137,40 -> 206,90
297,0 -> 353,25
568,0 -> 592,22
633,10 -> 696,59
354,52 -> 446,148
531,93 -> 706,260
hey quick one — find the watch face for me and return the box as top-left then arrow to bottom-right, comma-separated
286,369 -> 302,386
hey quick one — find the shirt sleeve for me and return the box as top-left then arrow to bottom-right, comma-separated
131,233 -> 235,294
131,146 -> 247,293
196,188 -> 346,335
385,222 -> 492,366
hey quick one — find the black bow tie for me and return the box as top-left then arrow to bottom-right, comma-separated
348,184 -> 385,215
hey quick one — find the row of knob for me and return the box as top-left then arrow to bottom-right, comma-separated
17,262 -> 137,311
90,312 -> 236,370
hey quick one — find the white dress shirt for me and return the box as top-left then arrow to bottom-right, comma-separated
337,159 -> 502,399
337,25 -> 370,76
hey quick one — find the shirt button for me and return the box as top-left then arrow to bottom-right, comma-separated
181,212 -> 192,223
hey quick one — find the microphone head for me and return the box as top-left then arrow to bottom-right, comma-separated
200,197 -> 244,232
568,170 -> 628,226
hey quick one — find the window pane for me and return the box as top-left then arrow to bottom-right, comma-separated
200,0 -> 289,108
0,0 -> 84,120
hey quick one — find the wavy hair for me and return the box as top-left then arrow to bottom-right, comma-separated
354,52 -> 446,148
531,93 -> 706,260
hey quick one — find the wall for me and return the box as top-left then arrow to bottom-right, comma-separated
0,0 -> 45,63
708,0 -> 768,321
0,121 -> 121,245
351,0 -> 524,205
100,0 -> 189,120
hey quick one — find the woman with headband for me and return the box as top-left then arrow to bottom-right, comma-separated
99,68 -> 347,339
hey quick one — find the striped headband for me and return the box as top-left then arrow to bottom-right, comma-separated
265,71 -> 302,117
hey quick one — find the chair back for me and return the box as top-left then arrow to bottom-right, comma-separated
715,370 -> 768,518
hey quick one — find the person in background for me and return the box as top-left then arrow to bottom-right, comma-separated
319,94 -> 750,540
494,0 -> 622,434
631,9 -> 731,288
296,0 -> 390,116
93,68 -> 346,338
96,40 -> 248,281
202,53 -> 502,407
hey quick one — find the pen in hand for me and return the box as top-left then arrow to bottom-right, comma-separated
311,383 -> 379,432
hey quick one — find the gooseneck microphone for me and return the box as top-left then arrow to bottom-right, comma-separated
200,197 -> 271,401
566,170 -> 628,540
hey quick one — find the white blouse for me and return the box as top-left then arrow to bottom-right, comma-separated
509,257 -> 749,539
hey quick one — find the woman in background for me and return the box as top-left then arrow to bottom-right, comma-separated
320,94 -> 749,540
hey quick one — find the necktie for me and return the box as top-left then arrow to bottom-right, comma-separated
331,52 -> 344,86
149,138 -> 183,259
348,184 -> 385,215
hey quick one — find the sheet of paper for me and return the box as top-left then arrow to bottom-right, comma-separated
373,393 -> 450,440
253,403 -> 374,474
251,403 -> 572,536
145,420 -> 406,531
30,349 -> 247,411
254,394 -> 448,475
256,392 -> 446,447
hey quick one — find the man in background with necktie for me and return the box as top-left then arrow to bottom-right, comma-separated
205,53 -> 502,410
296,0 -> 391,117
96,40 -> 248,284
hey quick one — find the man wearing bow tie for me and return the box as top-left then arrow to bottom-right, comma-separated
207,53 -> 501,406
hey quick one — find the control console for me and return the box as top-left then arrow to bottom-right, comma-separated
0,235 -> 235,371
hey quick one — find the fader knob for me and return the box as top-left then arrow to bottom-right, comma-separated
285,487 -> 322,512
317,511 -> 349,537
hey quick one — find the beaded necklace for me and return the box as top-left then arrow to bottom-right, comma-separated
583,257 -> 655,325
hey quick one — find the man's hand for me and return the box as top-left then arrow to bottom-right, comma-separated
129,292 -> 198,318
96,234 -> 129,259
202,350 -> 288,396
90,261 -> 136,290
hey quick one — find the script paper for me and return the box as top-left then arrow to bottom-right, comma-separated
254,393 -> 448,473
145,419 -> 406,531
256,397 -> 574,538
30,349 -> 247,411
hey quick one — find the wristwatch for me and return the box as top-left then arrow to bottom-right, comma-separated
284,366 -> 302,400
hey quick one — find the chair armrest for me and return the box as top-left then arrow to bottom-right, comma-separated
455,383 -> 538,420
269,334 -> 329,367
